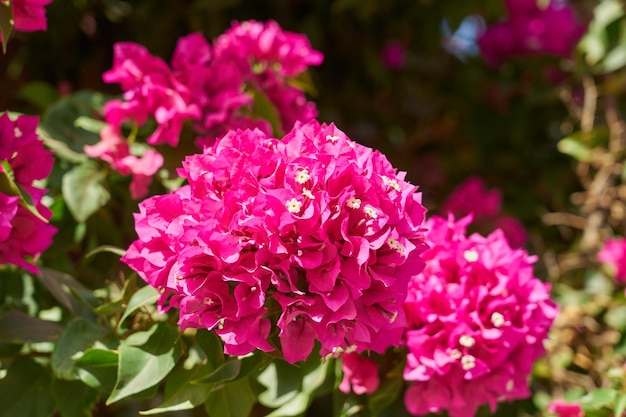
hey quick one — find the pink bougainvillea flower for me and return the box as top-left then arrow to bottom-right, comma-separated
478,0 -> 586,66
381,40 -> 407,70
439,176 -> 527,247
597,237 -> 626,282
339,352 -> 380,395
0,112 -> 56,273
547,400 -> 584,417
402,214 -> 558,417
7,0 -> 53,32
213,20 -> 323,77
123,120 -> 427,362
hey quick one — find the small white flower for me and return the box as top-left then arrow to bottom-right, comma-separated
326,134 -> 340,143
387,236 -> 404,254
286,198 -> 302,214
364,205 -> 378,219
381,175 -> 401,192
463,249 -> 479,262
302,188 -> 315,200
295,168 -> 311,184
449,349 -> 462,359
461,355 -> 476,370
459,335 -> 476,348
491,312 -> 505,328
346,197 -> 361,209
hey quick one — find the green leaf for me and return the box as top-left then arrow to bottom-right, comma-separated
0,309 -> 62,343
140,364 -> 215,415
106,322 -> 183,404
249,83 -> 283,137
204,376 -> 258,417
51,379 -> 98,417
557,136 -> 592,162
258,361 -> 305,408
368,361 -> 405,416
581,388 -> 617,410
615,393 -> 626,417
119,284 -> 160,325
85,245 -> 127,259
0,2 -> 13,53
17,81 -> 58,110
39,90 -> 110,158
62,161 -> 110,223
194,353 -> 270,385
196,329 -> 224,368
75,349 -> 118,393
51,317 -> 108,379
0,358 -> 55,417
39,268 -> 94,316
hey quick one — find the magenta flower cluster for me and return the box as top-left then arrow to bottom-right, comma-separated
122,120 -> 427,363
3,0 -> 53,35
0,113 -> 56,273
478,0 -> 586,66
86,20 -> 323,198
439,176 -> 527,247
597,237 -> 626,284
402,214 -> 558,417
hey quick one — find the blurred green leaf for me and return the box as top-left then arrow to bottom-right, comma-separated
605,305 -> 626,331
368,361 -> 405,416
204,376 -> 258,417
39,90 -> 109,157
62,161 -> 110,223
39,268 -> 94,316
249,83 -> 282,136
17,81 -> 59,110
106,322 -> 182,404
119,284 -> 159,325
51,379 -> 98,417
557,136 -> 592,162
196,329 -> 225,368
581,388 -> 616,410
0,309 -> 62,343
0,358 -> 55,417
75,348 -> 119,393
194,352 -> 270,385
615,393 -> 626,417
0,2 -> 12,53
51,317 -> 108,380
140,363 -> 215,415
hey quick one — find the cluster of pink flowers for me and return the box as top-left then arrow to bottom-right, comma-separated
547,400 -> 584,417
402,214 -> 558,417
338,352 -> 380,395
478,0 -> 586,66
597,237 -> 626,283
123,120 -> 427,363
0,113 -> 56,273
440,176 -> 527,247
87,20 -> 323,199
2,0 -> 52,37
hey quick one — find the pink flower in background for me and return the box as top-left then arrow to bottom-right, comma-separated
123,120 -> 427,362
402,214 -> 558,417
440,176 -> 527,247
381,40 -> 407,70
0,113 -> 56,273
90,21 -> 323,198
478,0 -> 586,66
547,400 -> 584,417
213,20 -> 323,77
597,237 -> 626,282
339,353 -> 380,395
7,0 -> 53,32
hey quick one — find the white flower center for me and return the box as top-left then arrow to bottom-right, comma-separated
286,198 -> 302,214
346,197 -> 361,209
462,355 -> 476,370
491,312 -> 505,328
387,236 -> 404,254
326,134 -> 340,143
302,188 -> 315,200
295,168 -> 310,184
364,205 -> 378,218
381,175 -> 401,192
463,249 -> 479,262
449,349 -> 462,359
459,335 -> 476,348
